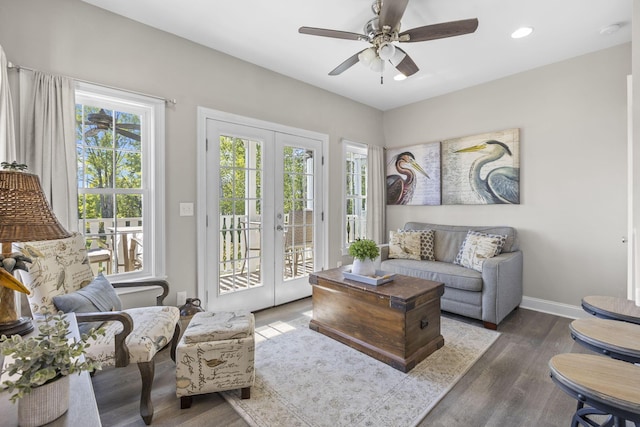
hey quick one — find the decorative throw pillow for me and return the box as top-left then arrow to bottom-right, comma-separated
15,233 -> 95,315
52,273 -> 122,335
388,230 -> 421,260
405,229 -> 435,261
454,230 -> 508,272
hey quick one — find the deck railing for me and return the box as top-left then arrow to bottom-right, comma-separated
83,215 -> 364,274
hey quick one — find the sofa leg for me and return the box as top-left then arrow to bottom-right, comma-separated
180,396 -> 193,409
138,361 -> 155,425
241,387 -> 251,399
483,321 -> 497,330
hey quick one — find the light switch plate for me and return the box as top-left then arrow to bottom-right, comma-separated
179,202 -> 194,216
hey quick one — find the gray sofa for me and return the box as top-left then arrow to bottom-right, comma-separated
380,222 -> 523,329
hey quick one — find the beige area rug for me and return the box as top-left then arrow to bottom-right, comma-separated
222,314 -> 500,427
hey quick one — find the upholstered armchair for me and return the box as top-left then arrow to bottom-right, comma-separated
15,233 -> 181,425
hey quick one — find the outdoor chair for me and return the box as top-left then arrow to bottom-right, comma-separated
284,210 -> 313,275
15,233 -> 181,425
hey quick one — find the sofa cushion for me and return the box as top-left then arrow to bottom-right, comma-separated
380,259 -> 483,292
388,230 -> 421,260
454,231 -> 507,272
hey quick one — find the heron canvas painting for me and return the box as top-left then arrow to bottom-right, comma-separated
386,142 -> 441,205
442,128 -> 520,205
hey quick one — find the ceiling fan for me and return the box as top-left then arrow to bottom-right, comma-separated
84,109 -> 141,141
299,0 -> 478,82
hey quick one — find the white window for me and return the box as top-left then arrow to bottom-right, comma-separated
75,83 -> 165,279
342,141 -> 368,251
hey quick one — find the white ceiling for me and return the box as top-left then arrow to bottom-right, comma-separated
81,0 -> 632,111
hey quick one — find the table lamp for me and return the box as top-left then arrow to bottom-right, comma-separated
0,165 -> 71,336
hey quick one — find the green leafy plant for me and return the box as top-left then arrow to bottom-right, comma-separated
348,238 -> 380,261
0,311 -> 104,403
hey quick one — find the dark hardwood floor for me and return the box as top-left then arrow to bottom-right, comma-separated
92,298 -> 590,427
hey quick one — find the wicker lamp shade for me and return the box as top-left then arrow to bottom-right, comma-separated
0,170 -> 71,243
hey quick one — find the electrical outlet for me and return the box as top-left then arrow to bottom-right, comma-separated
177,291 -> 187,306
179,202 -> 194,217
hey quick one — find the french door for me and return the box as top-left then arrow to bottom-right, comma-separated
203,118 -> 323,312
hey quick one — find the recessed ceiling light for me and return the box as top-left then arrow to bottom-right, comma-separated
600,24 -> 621,35
394,73 -> 407,81
511,27 -> 534,39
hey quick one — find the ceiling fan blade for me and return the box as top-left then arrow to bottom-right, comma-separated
115,123 -> 140,129
390,47 -> 418,77
329,50 -> 364,76
379,0 -> 409,32
84,128 -> 100,138
399,18 -> 479,42
116,128 -> 141,141
299,26 -> 365,41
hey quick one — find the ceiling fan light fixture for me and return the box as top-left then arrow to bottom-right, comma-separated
370,57 -> 384,73
378,42 -> 396,61
394,73 -> 407,81
358,47 -> 377,66
511,26 -> 534,39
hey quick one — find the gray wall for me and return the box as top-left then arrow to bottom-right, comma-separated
0,0 -> 384,304
0,0 -> 633,312
383,44 -> 631,309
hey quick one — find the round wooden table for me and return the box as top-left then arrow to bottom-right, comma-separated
582,296 -> 640,324
570,318 -> 640,364
549,353 -> 640,426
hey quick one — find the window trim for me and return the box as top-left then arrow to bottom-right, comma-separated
341,139 -> 368,255
75,82 -> 166,280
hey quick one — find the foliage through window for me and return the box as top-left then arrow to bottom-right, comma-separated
343,142 -> 368,248
75,84 -> 164,278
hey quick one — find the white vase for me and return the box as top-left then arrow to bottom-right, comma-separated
18,375 -> 70,427
352,258 -> 376,276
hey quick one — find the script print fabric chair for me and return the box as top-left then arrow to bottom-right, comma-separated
15,233 -> 181,425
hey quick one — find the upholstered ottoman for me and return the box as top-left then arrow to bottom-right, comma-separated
176,311 -> 255,408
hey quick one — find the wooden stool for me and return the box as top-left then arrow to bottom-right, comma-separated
582,296 -> 640,324
570,318 -> 640,364
549,353 -> 640,426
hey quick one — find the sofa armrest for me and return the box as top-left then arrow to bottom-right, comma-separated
481,251 -> 523,326
380,244 -> 390,261
111,279 -> 169,306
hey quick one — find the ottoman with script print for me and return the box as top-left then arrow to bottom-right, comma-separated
176,311 -> 255,408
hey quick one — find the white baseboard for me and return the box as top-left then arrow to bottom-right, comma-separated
520,296 -> 590,320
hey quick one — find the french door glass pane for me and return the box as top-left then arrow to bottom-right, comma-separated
218,136 -> 263,295
283,147 -> 314,279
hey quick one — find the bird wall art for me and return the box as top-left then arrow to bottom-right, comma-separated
386,142 -> 441,206
386,128 -> 519,206
442,128 -> 520,205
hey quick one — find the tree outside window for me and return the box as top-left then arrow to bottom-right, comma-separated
76,84 -> 164,278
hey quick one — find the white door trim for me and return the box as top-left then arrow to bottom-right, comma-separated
196,107 -> 329,310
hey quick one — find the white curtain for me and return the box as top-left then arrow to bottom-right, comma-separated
366,144 -> 386,244
0,44 -> 16,162
19,71 -> 78,232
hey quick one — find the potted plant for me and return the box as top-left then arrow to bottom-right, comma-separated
0,310 -> 103,427
348,238 -> 380,276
